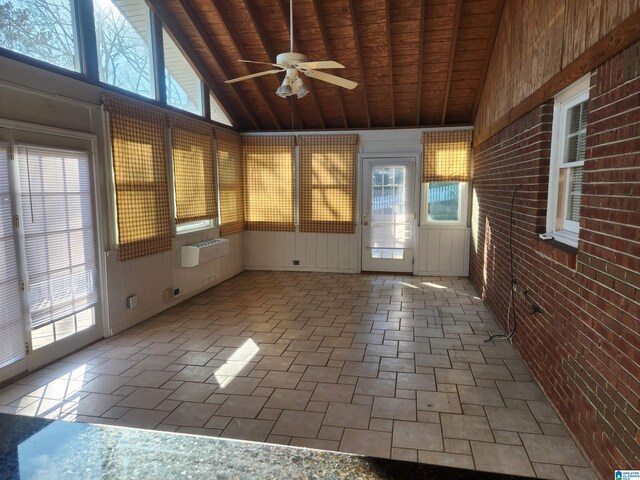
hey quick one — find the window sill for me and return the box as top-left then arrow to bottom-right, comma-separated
534,235 -> 578,269
176,223 -> 217,236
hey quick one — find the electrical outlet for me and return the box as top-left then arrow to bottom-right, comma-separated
163,288 -> 173,301
174,288 -> 180,296
293,259 -> 300,265
126,295 -> 138,309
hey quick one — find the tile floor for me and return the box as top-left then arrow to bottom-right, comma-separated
0,272 -> 597,479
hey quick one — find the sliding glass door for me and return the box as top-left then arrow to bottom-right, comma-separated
0,135 -> 103,382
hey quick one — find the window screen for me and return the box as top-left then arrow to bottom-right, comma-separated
217,129 -> 244,236
242,136 -> 295,232
103,94 -> 172,261
299,134 -> 358,234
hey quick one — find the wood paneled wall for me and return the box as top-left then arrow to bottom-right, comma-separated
474,0 -> 640,144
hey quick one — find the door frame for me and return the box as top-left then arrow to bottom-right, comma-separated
358,152 -> 420,274
0,118 -> 109,380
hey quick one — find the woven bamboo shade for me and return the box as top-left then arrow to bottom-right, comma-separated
242,136 -> 295,232
217,129 -> 244,236
422,130 -> 472,183
299,134 -> 358,234
169,114 -> 216,224
102,94 -> 172,261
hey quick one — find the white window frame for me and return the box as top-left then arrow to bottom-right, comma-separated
176,218 -> 215,235
547,75 -> 590,248
421,181 -> 468,226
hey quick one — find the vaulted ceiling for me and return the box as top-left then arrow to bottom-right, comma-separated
150,0 -> 504,131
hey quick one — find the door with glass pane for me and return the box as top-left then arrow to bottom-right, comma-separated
0,141 -> 103,381
0,143 -> 27,382
362,159 -> 415,272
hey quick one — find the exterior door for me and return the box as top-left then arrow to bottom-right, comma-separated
361,158 -> 415,273
0,136 -> 103,382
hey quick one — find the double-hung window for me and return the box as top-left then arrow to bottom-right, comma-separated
547,76 -> 590,247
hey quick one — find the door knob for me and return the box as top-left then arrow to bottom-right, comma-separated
363,221 -> 368,226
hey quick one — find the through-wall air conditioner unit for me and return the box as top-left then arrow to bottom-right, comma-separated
180,239 -> 229,267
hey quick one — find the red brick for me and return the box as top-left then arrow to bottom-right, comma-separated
471,42 -> 640,479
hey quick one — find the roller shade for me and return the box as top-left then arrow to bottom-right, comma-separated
169,114 -> 216,224
103,94 -> 172,261
242,136 -> 295,232
299,134 -> 358,234
217,129 -> 244,236
422,130 -> 472,183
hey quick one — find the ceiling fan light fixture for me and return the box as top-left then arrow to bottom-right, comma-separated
296,78 -> 309,99
276,77 -> 292,97
225,0 -> 358,94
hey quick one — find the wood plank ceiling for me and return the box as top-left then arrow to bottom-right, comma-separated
149,0 -> 504,131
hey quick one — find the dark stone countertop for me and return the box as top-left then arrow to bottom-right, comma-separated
0,413 -> 536,479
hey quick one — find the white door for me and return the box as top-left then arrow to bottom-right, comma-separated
362,158 -> 416,273
0,139 -> 103,382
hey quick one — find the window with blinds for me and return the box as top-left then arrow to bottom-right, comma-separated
299,134 -> 358,234
242,136 -> 295,232
170,115 -> 216,226
0,144 -> 26,369
103,94 -> 172,261
16,145 -> 99,339
547,76 -> 590,246
217,130 -> 244,236
563,101 -> 587,223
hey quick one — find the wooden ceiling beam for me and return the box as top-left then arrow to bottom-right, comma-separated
174,0 -> 260,130
415,0 -> 426,126
347,0 -> 371,128
209,0 -> 284,129
277,0 -> 326,129
384,0 -> 395,127
440,0 -> 463,125
147,0 -> 246,129
472,0 -> 506,122
310,0 -> 348,128
241,0 -> 303,129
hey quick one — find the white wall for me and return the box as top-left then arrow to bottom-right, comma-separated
244,231 -> 358,272
242,128 -> 471,276
106,231 -> 243,335
0,55 -> 242,339
416,226 -> 470,276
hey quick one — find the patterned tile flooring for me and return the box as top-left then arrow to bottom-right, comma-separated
0,272 -> 597,479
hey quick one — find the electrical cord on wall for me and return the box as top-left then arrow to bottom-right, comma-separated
486,183 -> 524,342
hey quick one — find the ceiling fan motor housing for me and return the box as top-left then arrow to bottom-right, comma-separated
276,52 -> 309,66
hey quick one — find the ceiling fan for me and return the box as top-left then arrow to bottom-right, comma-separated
224,0 -> 358,99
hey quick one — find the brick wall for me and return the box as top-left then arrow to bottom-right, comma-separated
470,41 -> 640,477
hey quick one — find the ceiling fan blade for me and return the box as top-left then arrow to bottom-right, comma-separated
303,69 -> 358,90
225,69 -> 284,84
297,60 -> 345,70
237,59 -> 281,68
